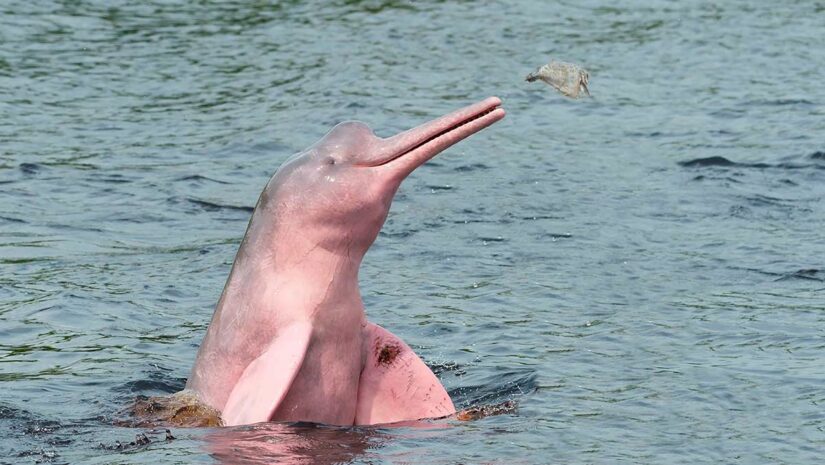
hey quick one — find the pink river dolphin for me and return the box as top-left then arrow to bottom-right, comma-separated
186,97 -> 505,427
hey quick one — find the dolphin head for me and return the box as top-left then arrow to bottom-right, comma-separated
186,98 -> 504,419
253,97 -> 505,265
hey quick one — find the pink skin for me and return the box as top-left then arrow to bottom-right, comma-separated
186,97 -> 505,427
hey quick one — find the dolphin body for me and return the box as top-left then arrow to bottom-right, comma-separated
187,97 -> 506,426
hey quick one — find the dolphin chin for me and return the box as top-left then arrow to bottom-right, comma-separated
185,97 -> 505,427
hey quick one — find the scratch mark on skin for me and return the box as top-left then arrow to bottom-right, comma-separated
295,243 -> 322,268
229,308 -> 243,329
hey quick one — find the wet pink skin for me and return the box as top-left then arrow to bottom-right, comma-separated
186,97 -> 505,427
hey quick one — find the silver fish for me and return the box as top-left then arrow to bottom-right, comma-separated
526,60 -> 591,98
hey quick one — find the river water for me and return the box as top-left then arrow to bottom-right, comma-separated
1,1 -> 823,464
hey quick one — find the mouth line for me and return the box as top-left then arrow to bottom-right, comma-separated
390,105 -> 501,164
372,101 -> 503,167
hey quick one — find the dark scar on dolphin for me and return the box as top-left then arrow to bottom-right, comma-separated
375,341 -> 402,366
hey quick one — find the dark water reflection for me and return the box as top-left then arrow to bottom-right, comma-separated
2,0 -> 825,464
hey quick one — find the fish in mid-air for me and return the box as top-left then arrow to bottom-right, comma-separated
526,60 -> 591,99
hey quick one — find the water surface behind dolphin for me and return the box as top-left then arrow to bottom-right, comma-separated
1,1 -> 823,464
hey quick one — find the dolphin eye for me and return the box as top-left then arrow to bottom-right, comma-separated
325,157 -> 336,165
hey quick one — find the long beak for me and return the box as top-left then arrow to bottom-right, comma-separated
365,97 -> 505,180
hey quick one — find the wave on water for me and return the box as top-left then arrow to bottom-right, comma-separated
186,198 -> 254,213
449,369 -> 537,409
679,154 -> 825,170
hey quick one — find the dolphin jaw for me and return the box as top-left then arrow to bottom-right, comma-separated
362,97 -> 504,169
389,105 -> 502,163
